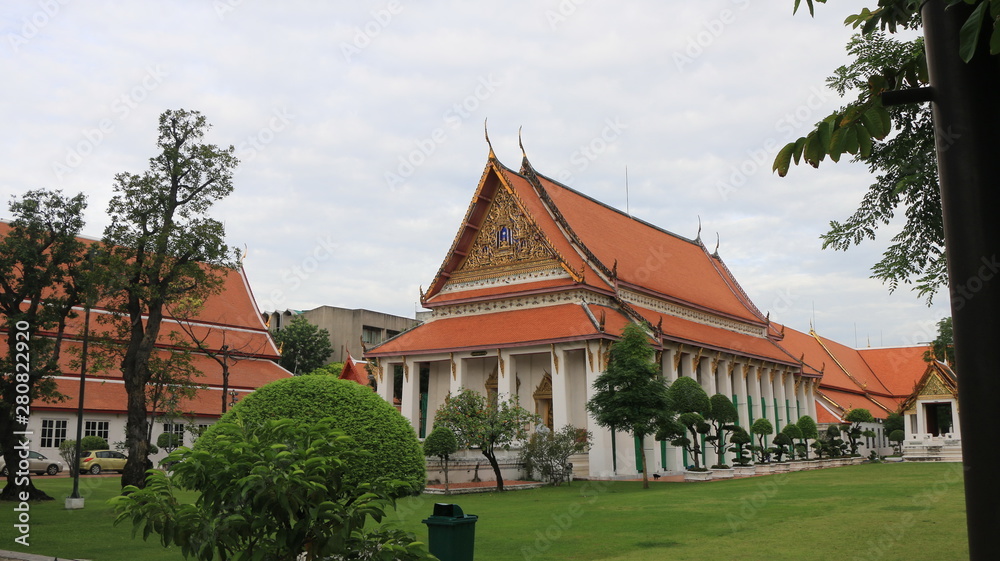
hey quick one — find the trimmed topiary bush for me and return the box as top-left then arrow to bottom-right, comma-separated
196,376 -> 425,493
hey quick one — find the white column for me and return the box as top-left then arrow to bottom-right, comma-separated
662,347 -> 679,383
774,371 -> 787,430
401,357 -> 420,431
748,366 -> 762,424
701,356 -> 717,396
807,379 -> 818,420
551,345 -> 570,430
498,349 -> 517,398
761,369 -> 775,435
795,376 -> 808,422
783,371 -> 796,423
450,354 -> 465,396
698,357 -> 716,467
680,352 -> 695,379
717,358 -> 733,398
377,360 -> 395,404
735,363 -> 750,429
585,351 -> 614,477
716,358 -> 733,466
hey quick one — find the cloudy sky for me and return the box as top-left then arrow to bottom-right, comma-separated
1,0 -> 948,348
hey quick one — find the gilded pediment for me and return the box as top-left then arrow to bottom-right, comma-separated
919,372 -> 954,398
452,185 -> 561,282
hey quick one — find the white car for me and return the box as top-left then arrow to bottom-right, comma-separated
0,450 -> 65,476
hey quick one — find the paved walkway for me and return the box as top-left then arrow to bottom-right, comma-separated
0,549 -> 83,561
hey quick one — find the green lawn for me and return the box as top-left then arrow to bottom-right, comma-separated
4,463 -> 968,561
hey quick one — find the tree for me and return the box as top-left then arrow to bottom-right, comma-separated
196,376 -> 425,493
782,424 -> 805,459
728,426 -> 753,465
884,412 -> 905,435
156,432 -> 181,455
167,298 -> 272,414
102,109 -> 238,489
519,425 -> 591,486
771,432 -> 793,462
0,189 -> 89,501
796,415 -> 819,459
889,429 -> 906,455
706,394 -> 739,468
273,315 -> 333,375
111,418 -> 432,561
663,376 -> 711,470
924,317 -> 955,367
434,388 -> 538,492
585,322 -> 669,488
842,408 -> 876,455
750,418 -> 774,463
423,426 -> 459,495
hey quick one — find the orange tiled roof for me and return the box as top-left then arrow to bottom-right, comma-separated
339,354 -> 371,385
858,346 -> 932,396
421,154 -> 769,328
1,220 -> 292,418
367,303 -> 625,357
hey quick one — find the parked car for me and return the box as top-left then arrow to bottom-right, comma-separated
79,450 -> 128,474
0,450 -> 65,476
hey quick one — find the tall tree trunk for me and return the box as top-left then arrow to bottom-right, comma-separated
443,456 -> 450,495
638,434 -> 649,489
483,449 -> 504,491
0,435 -> 53,501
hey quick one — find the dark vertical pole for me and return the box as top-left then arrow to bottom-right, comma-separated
69,303 -> 91,500
921,2 -> 1000,558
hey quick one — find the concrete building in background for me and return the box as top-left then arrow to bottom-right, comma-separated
265,306 -> 420,364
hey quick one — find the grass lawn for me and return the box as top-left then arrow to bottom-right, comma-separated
3,463 -> 967,561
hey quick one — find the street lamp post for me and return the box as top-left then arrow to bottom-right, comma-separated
66,295 -> 93,510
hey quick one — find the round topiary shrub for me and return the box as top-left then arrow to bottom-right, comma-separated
196,376 -> 424,493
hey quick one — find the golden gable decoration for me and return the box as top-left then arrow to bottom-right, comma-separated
920,372 -> 954,398
453,185 -> 560,282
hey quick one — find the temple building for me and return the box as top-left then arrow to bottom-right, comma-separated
366,143 -> 824,477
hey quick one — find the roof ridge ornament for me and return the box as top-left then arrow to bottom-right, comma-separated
484,118 -> 495,159
713,233 -> 720,258
518,126 -> 534,175
696,215 -> 702,244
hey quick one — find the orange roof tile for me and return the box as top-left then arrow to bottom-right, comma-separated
858,346 -> 932,396
367,303 -> 620,357
339,354 -> 371,385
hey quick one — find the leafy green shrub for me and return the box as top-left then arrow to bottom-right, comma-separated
81,435 -> 109,451
111,418 -> 432,561
59,436 -> 111,467
156,432 -> 181,454
750,418 -> 774,463
518,425 -> 590,485
196,376 -> 425,493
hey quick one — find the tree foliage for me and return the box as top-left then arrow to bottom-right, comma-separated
423,426 -> 458,494
728,426 -> 753,466
586,322 -> 669,488
889,429 -> 906,455
662,376 -> 711,470
111,418 -> 432,561
924,317 -> 955,367
706,393 -> 739,467
750,418 -> 774,463
0,189 -> 89,501
843,408 -> 877,455
102,109 -> 238,488
433,388 -> 538,492
197,376 -> 425,494
273,315 -> 334,375
795,415 -> 819,460
775,1 -> 1000,299
884,412 -> 905,434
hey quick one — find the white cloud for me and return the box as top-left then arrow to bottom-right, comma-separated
0,0 -> 946,346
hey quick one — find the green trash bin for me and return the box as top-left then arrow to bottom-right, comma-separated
422,502 -> 478,561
